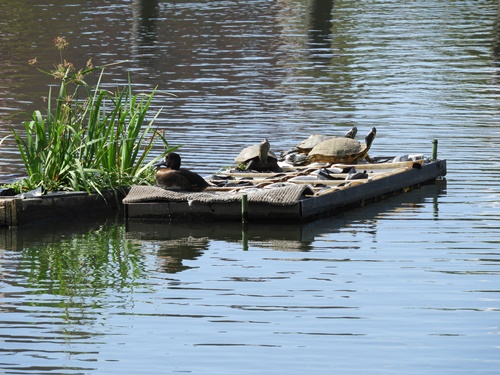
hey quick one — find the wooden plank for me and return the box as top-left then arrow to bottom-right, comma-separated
126,200 -> 301,220
300,160 -> 446,219
290,179 -> 368,186
216,172 -> 283,178
0,198 -> 18,227
215,162 -> 421,185
330,159 -> 424,170
212,167 -> 412,189
1,190 -> 126,227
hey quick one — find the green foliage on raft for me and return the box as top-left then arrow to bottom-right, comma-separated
5,36 -> 176,195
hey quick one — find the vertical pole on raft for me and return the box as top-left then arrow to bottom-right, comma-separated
242,193 -> 248,223
432,139 -> 438,160
241,193 -> 248,250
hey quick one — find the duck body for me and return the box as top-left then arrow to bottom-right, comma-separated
154,153 -> 209,192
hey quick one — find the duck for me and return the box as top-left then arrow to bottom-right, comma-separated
154,152 -> 210,192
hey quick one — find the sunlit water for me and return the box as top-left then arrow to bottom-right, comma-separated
1,0 -> 500,374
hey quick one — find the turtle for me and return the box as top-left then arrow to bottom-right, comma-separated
305,127 -> 377,164
280,126 -> 358,165
281,126 -> 358,158
296,126 -> 358,155
234,138 -> 283,172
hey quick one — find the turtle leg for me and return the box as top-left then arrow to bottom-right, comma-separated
245,159 -> 259,171
364,153 -> 374,163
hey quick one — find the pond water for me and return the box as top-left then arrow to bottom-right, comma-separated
1,0 -> 500,374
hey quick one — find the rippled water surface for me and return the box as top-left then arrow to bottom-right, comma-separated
1,0 -> 500,374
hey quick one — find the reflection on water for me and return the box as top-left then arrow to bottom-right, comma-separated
126,179 -> 446,257
1,0 -> 500,373
306,0 -> 335,60
493,3 -> 500,68
2,179 -> 499,374
131,0 -> 160,55
2,213 -> 144,292
1,177 -> 500,373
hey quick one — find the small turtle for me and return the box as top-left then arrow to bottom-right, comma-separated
305,127 -> 377,164
234,138 -> 283,172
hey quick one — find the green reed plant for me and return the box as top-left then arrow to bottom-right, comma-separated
8,37 -> 175,194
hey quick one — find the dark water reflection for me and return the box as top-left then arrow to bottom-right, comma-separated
1,0 -> 500,374
306,0 -> 335,60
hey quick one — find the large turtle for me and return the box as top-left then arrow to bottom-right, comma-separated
305,127 -> 377,164
281,126 -> 358,165
234,138 -> 283,172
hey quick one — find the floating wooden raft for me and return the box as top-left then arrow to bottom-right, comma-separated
123,158 -> 447,222
0,189 -> 126,228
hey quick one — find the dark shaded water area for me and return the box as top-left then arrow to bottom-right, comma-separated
1,0 -> 500,373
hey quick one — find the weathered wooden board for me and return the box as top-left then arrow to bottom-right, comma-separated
300,160 -> 446,219
0,190 -> 126,227
125,200 -> 301,221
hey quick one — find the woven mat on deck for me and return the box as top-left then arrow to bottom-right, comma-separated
123,184 -> 314,206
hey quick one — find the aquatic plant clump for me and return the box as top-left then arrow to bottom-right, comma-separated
8,37 -> 174,194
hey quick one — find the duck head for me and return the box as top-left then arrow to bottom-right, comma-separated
154,152 -> 182,170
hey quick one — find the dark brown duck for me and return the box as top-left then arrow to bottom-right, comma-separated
154,153 -> 209,192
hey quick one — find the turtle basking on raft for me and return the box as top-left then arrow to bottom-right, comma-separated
281,126 -> 358,157
281,126 -> 358,164
305,127 -> 377,165
234,138 -> 283,173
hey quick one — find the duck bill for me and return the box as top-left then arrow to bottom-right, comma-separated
154,159 -> 167,168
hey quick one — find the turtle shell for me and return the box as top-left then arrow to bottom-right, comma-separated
307,127 -> 376,164
295,127 -> 358,154
296,134 -> 330,153
234,144 -> 278,164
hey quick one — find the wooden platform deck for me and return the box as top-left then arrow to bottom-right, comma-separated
124,159 -> 447,223
0,158 -> 447,227
0,190 -> 125,228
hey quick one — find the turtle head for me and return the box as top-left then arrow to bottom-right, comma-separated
259,138 -> 270,163
344,126 -> 358,139
365,127 -> 376,146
